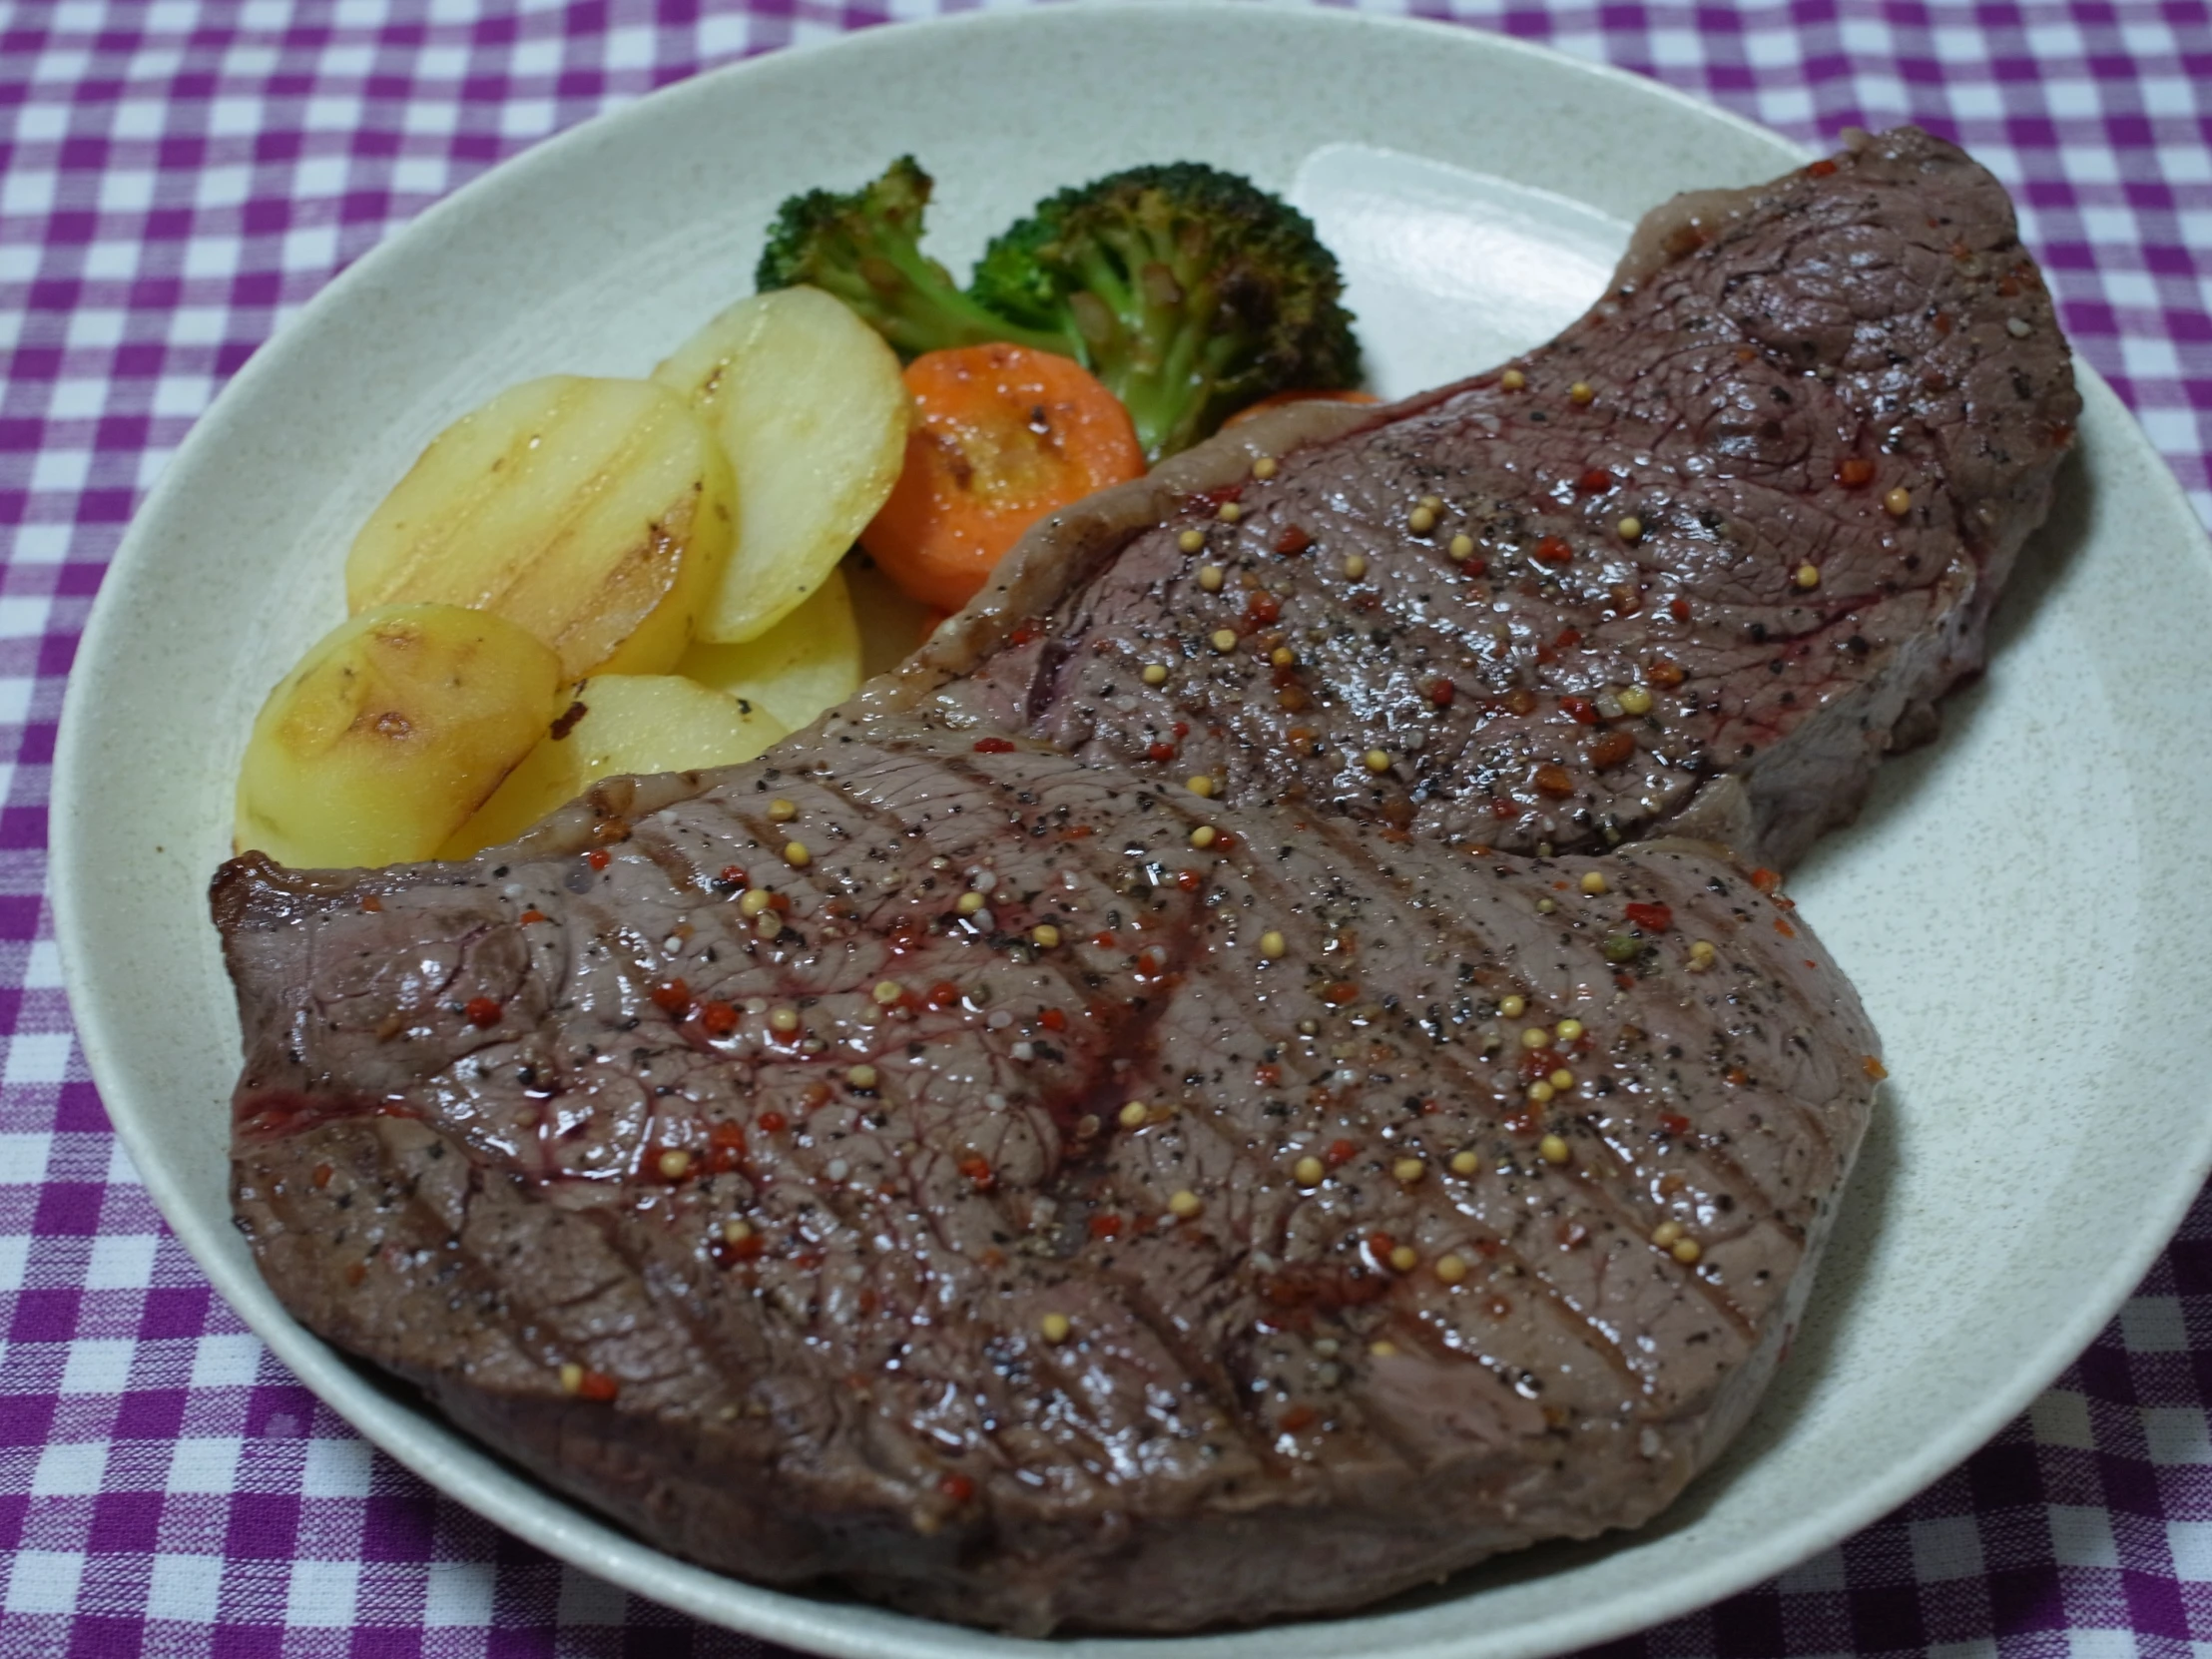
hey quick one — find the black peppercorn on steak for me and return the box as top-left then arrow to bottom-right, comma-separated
214,128 -> 2069,1634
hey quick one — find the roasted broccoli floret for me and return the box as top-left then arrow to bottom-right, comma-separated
755,156 -> 1064,361
759,158 -> 1363,462
969,162 -> 1361,460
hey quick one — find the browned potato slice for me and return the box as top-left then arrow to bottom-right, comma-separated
442,674 -> 788,856
345,375 -> 735,679
236,603 -> 563,868
652,287 -> 907,644
677,563 -> 861,731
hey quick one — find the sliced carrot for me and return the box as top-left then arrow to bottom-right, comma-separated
1223,387 -> 1381,428
859,343 -> 1145,613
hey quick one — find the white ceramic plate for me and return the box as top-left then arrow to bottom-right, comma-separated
52,7 -> 2212,1657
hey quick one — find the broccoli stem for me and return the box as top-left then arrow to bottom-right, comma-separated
857,245 -> 1065,360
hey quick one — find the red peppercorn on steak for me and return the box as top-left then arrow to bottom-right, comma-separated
215,128 -> 2074,1633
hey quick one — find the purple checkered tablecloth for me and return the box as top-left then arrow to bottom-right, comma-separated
4,1 -> 2209,1653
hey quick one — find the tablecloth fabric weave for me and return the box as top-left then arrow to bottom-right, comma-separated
3,1 -> 2209,1654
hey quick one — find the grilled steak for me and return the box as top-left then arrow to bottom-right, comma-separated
221,728 -> 1876,1632
214,128 -> 2070,1632
923,125 -> 2077,867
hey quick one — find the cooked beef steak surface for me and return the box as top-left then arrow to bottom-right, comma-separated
924,126 -> 2076,867
221,724 -> 1876,1633
214,128 -> 2071,1633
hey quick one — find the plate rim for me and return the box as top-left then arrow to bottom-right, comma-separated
49,6 -> 2212,1656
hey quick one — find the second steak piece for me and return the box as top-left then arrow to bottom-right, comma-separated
915,127 -> 2078,868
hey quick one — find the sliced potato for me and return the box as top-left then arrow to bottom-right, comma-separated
844,552 -> 946,678
677,564 -> 861,731
653,286 -> 908,644
443,675 -> 788,856
236,603 -> 563,868
345,375 -> 735,680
